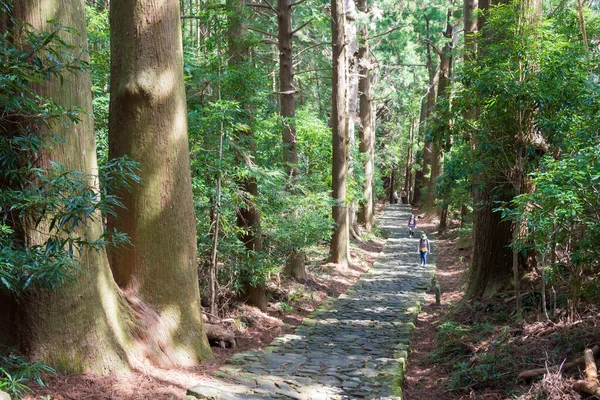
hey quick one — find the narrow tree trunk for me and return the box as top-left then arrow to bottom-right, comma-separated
433,41 -> 453,231
228,0 -> 268,311
356,0 -> 374,232
421,16 -> 438,211
412,99 -> 427,205
345,0 -> 360,238
404,119 -> 414,197
8,0 -> 132,373
330,0 -> 349,266
389,167 -> 395,204
278,0 -> 299,180
109,0 -> 211,364
439,205 -> 449,233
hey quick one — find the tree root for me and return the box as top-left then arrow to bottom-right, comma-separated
573,348 -> 600,396
205,323 -> 236,349
517,345 -> 600,381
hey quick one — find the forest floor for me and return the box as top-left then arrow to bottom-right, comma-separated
25,206 -> 388,400
404,214 -> 600,400
24,205 -> 600,400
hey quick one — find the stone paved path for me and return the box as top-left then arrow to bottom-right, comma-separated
187,205 -> 435,400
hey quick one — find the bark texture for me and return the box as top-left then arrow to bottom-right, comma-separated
356,0 -> 374,232
466,186 -> 513,297
420,16 -> 438,211
411,99 -> 427,205
109,0 -> 211,365
330,0 -> 349,266
228,0 -> 268,310
278,0 -> 299,179
8,0 -> 131,373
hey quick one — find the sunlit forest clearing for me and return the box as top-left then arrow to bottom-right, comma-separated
1,0 -> 599,398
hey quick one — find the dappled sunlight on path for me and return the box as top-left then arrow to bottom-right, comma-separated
187,204 -> 435,399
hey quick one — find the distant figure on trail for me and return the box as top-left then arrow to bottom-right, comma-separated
418,233 -> 431,266
408,214 -> 417,237
401,189 -> 408,204
393,191 -> 399,204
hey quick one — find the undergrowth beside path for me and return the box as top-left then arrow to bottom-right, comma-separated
404,213 -> 600,400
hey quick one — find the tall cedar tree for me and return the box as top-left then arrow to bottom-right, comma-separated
108,0 -> 211,365
3,0 -> 131,373
228,0 -> 268,310
357,0 -> 375,232
330,0 -> 349,266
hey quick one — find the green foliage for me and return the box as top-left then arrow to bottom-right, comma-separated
433,321 -> 473,359
184,0 -> 335,305
279,301 -> 293,313
85,5 -> 110,167
0,352 -> 54,399
433,321 -> 515,392
0,8 -> 138,294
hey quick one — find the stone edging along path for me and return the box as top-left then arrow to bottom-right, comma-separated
187,204 -> 435,400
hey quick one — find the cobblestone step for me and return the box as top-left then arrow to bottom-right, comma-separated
188,204 -> 435,400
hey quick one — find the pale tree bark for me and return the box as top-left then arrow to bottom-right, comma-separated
357,0 -> 374,232
109,0 -> 211,365
228,0 -> 268,310
345,0 -> 362,241
330,0 -> 349,266
403,118 -> 415,203
6,0 -> 131,373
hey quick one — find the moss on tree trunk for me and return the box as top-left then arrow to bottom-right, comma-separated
108,0 -> 211,365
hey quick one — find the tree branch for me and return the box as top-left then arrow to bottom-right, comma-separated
292,18 -> 314,36
422,38 -> 442,56
245,0 -> 278,14
367,24 -> 407,42
296,67 -> 331,75
293,41 -> 332,59
261,38 -> 279,45
291,0 -> 308,6
248,26 -> 278,38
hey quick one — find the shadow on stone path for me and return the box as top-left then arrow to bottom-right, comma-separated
188,205 -> 435,400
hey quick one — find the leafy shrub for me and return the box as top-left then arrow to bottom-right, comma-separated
0,352 -> 54,399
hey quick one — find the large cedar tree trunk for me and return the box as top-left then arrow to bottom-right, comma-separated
330,0 -> 349,266
109,0 -> 211,365
466,187 -> 514,297
465,0 -> 528,299
6,0 -> 131,373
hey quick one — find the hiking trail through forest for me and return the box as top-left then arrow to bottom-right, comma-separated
187,204 -> 435,399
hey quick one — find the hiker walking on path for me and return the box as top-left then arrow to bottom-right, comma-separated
408,214 -> 417,237
418,233 -> 431,266
393,190 -> 399,204
401,189 -> 408,204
